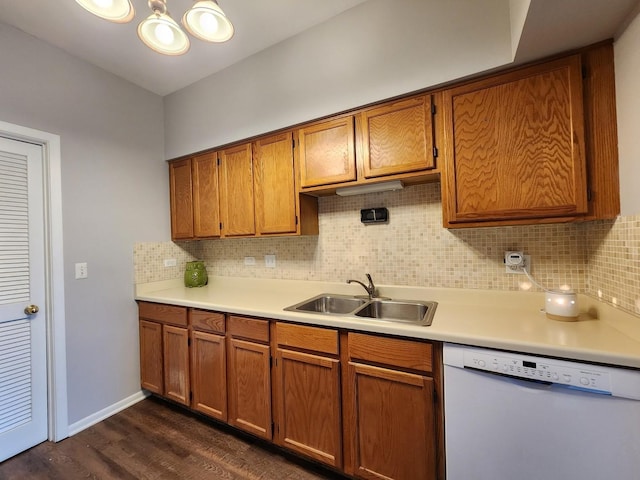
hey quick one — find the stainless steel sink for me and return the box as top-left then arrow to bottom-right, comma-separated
354,299 -> 437,326
284,294 -> 367,314
284,294 -> 437,326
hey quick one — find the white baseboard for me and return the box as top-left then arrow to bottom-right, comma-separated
67,390 -> 149,437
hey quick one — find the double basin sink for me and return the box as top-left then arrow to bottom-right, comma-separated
284,293 -> 437,326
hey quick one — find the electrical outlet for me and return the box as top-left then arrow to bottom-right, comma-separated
504,251 -> 531,274
75,262 -> 88,279
265,254 -> 276,268
163,258 -> 177,267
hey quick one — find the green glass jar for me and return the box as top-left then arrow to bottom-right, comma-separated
184,261 -> 208,288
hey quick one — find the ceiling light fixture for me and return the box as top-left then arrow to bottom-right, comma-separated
75,0 -> 135,23
75,0 -> 234,56
138,0 -> 190,56
183,1 -> 234,43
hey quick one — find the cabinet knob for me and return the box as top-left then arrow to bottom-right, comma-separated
24,304 -> 39,316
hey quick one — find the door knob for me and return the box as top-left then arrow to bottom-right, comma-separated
24,305 -> 39,315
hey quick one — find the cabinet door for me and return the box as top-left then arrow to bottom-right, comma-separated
227,338 -> 272,440
360,95 -> 435,178
253,132 -> 297,235
191,331 -> 227,421
169,158 -> 194,240
139,320 -> 163,394
192,152 -> 220,238
163,325 -> 190,406
297,117 -> 356,187
348,362 -> 436,480
441,55 -> 587,226
275,349 -> 342,468
219,143 -> 255,237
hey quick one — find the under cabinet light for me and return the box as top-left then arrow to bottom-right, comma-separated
336,181 -> 404,196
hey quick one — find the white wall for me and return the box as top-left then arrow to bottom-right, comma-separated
615,8 -> 640,215
0,23 -> 170,424
164,0 -> 513,159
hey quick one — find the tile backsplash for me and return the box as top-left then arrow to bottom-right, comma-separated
134,183 -> 640,317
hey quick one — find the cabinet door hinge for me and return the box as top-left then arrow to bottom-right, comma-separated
433,146 -> 439,158
582,66 -> 588,79
189,391 -> 193,402
587,187 -> 593,202
431,103 -> 436,115
220,222 -> 223,230
295,215 -> 299,226
217,156 -> 221,166
292,139 -> 295,149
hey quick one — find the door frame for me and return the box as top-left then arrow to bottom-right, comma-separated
0,120 -> 69,442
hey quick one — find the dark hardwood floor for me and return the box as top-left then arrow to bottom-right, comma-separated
0,396 -> 344,479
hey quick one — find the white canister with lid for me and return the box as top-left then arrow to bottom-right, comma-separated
545,289 -> 579,321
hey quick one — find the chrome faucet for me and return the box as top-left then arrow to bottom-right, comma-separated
347,273 -> 377,300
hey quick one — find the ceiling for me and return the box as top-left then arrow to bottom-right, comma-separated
0,0 -> 638,97
0,0 -> 369,95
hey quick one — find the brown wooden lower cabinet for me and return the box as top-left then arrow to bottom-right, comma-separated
162,325 -> 190,406
139,319 -> 163,394
274,323 -> 342,468
190,330 -> 226,420
138,302 -> 190,406
226,316 -> 272,440
138,303 -> 443,480
344,333 -> 439,480
348,362 -> 436,480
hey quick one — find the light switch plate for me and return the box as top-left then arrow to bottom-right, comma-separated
244,256 -> 256,266
75,262 -> 88,279
163,258 -> 177,267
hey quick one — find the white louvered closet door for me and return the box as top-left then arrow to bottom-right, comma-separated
0,137 -> 47,461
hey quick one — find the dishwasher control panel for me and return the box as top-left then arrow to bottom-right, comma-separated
461,348 -> 612,394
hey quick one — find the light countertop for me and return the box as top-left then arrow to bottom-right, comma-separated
135,276 -> 640,369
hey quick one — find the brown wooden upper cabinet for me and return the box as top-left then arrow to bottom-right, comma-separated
359,95 -> 436,178
440,49 -> 619,228
297,116 -> 357,188
296,94 -> 437,192
218,142 -> 256,237
169,158 -> 194,240
170,133 -> 318,240
192,153 -> 220,238
253,132 -> 297,235
169,152 -> 220,241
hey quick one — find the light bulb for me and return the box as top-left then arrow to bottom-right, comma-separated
199,12 -> 219,34
182,1 -> 233,42
93,0 -> 113,8
75,0 -> 134,23
138,11 -> 190,55
155,23 -> 175,45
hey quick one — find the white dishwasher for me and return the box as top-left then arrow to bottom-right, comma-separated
443,343 -> 640,480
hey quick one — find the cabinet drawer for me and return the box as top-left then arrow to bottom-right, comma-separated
138,302 -> 187,326
227,315 -> 269,343
276,322 -> 338,356
190,309 -> 225,333
348,333 -> 432,373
